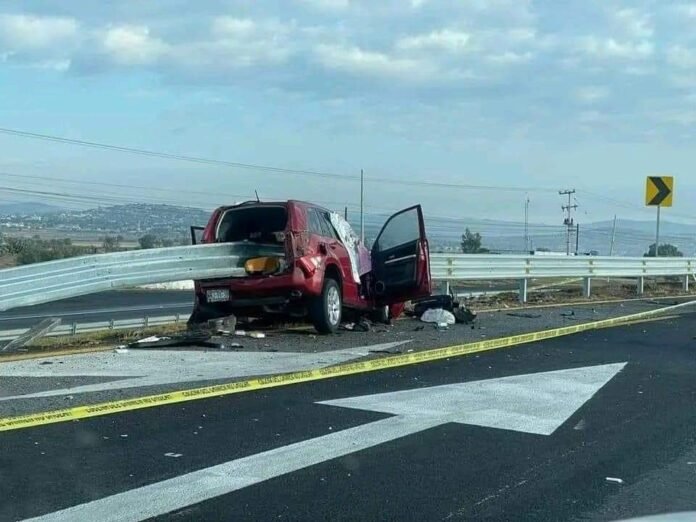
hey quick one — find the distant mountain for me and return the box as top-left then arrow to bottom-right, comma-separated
0,202 -> 64,216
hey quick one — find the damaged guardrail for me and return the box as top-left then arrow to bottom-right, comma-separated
0,244 -> 243,312
0,314 -> 183,343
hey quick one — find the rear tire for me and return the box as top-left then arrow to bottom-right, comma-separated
310,278 -> 342,334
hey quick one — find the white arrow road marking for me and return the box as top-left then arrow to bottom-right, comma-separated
320,362 -> 628,435
0,342 -> 408,401
26,362 -> 626,522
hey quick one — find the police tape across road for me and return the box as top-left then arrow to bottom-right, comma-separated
1,298 -> 694,433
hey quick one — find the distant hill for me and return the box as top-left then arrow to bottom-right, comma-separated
0,202 -> 64,216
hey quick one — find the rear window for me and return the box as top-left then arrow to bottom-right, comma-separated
216,205 -> 288,243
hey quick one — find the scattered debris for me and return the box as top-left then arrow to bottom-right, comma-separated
39,361 -> 53,365
248,332 -> 266,339
164,452 -> 183,458
573,419 -> 586,431
413,295 -> 455,316
136,335 -> 163,344
414,325 -> 425,331
507,312 -> 542,319
355,319 -> 372,332
341,323 -> 355,331
421,308 -> 456,325
560,310 -> 576,318
120,434 -> 128,438
605,477 -> 624,484
235,330 -> 246,336
129,331 -> 217,349
114,347 -> 129,354
454,307 -> 477,324
369,349 -> 402,355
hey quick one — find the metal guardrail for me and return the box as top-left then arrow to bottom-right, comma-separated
0,314 -> 182,342
430,254 -> 695,301
0,244 -> 243,312
429,254 -> 695,279
2,247 -> 695,312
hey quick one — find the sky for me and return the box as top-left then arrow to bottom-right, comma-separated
1,0 -> 696,227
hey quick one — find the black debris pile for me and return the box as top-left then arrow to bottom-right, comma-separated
410,294 -> 477,325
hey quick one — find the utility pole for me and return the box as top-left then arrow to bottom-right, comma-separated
609,215 -> 617,256
575,223 -> 580,255
360,169 -> 365,244
344,206 -> 348,221
559,189 -> 577,256
524,195 -> 530,252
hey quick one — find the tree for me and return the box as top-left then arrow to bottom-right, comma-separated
138,234 -> 158,249
102,235 -> 121,252
461,228 -> 489,254
644,243 -> 683,257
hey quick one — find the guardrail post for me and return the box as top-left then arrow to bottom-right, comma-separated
445,281 -> 451,295
637,276 -> 645,295
519,278 -> 528,304
683,275 -> 690,292
583,277 -> 592,298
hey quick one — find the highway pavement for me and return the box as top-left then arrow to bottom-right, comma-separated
2,312 -> 696,521
0,290 -> 193,330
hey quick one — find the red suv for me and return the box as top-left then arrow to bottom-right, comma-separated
190,200 -> 431,333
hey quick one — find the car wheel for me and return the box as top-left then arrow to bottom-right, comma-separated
310,278 -> 342,334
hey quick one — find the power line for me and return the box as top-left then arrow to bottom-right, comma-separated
0,126 -> 559,193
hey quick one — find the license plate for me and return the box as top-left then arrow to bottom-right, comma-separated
206,289 -> 230,303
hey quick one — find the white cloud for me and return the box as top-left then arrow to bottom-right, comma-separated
613,8 -> 653,39
0,13 -> 78,50
299,0 -> 350,10
314,44 -> 434,81
575,86 -> 610,104
666,45 -> 696,69
577,36 -> 653,60
485,51 -> 532,65
101,25 -> 168,66
396,29 -> 471,53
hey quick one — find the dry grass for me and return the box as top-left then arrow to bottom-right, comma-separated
20,323 -> 189,353
0,255 -> 17,269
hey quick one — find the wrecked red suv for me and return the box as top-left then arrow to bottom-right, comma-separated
190,200 -> 431,333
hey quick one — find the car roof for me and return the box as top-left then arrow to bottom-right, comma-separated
217,200 -> 331,213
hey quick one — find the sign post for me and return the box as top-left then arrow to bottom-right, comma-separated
645,176 -> 673,257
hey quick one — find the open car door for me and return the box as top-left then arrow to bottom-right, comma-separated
190,226 -> 205,245
371,205 -> 431,305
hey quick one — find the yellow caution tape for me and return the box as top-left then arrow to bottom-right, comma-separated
0,300 -> 693,432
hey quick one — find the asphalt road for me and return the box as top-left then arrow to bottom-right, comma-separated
3,313 -> 696,521
0,290 -> 193,330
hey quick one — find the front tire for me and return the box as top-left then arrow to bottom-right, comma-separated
310,278 -> 342,334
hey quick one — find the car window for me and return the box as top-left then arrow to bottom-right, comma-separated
317,210 -> 340,241
375,208 -> 420,251
307,209 -> 325,237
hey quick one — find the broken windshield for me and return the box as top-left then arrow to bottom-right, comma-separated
216,205 -> 287,244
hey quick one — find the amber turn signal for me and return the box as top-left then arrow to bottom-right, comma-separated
244,257 -> 281,275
